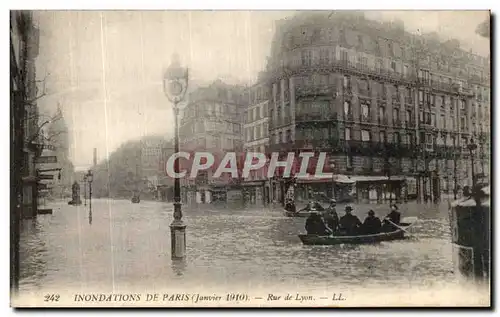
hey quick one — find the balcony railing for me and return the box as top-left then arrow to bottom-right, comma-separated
265,139 -> 458,158
269,59 -> 414,86
378,117 -> 389,125
360,114 -> 371,123
344,112 -> 354,122
295,113 -> 337,122
295,85 -> 338,98
406,120 -> 416,128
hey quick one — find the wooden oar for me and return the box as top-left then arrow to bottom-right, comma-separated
385,219 -> 414,236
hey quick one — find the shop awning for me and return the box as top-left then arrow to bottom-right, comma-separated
334,175 -> 356,184
347,175 -> 407,182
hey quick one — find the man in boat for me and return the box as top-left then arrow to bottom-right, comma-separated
339,205 -> 362,235
382,204 -> 401,232
305,211 -> 333,236
322,199 -> 339,232
362,210 -> 382,234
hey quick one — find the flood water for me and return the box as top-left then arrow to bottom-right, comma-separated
18,199 -> 457,296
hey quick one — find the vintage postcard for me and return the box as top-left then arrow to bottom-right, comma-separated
10,10 -> 491,307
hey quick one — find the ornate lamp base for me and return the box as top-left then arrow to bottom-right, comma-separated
170,218 -> 186,259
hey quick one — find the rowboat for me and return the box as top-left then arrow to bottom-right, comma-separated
298,226 -> 411,245
284,208 -> 324,217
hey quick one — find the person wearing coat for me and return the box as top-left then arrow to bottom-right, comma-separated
322,199 -> 339,232
362,210 -> 382,234
305,211 -> 333,235
339,205 -> 362,235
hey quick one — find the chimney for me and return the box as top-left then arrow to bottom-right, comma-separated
93,148 -> 97,167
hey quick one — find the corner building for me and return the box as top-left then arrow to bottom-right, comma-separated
241,80 -> 272,205
179,80 -> 246,205
264,11 -> 490,203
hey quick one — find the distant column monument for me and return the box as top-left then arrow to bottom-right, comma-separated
68,181 -> 82,205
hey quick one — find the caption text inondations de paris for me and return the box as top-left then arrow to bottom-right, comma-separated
68,292 -> 346,304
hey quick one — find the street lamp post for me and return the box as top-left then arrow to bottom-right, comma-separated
83,175 -> 87,206
86,170 -> 93,212
467,138 -> 477,188
163,53 -> 189,259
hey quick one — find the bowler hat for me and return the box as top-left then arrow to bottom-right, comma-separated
368,210 -> 375,216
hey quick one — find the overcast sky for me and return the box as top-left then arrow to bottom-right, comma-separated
34,10 -> 489,170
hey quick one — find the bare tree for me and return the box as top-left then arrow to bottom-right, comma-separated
476,18 -> 490,38
24,72 -> 68,148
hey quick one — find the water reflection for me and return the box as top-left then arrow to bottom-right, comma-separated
19,219 -> 48,289
171,258 -> 187,277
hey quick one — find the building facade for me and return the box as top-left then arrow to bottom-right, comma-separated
179,80 -> 246,204
42,106 -> 75,199
140,136 -> 173,200
11,11 -> 41,219
242,82 -> 271,205
264,11 -> 490,204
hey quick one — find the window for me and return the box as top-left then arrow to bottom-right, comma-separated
379,131 -> 386,143
346,155 -> 353,169
343,75 -> 350,89
393,108 -> 400,124
426,133 -> 433,145
419,90 -> 424,103
394,132 -> 400,144
361,103 -> 370,118
214,135 -> 221,148
345,128 -> 351,140
424,111 -> 431,125
278,131 -> 283,144
406,110 -> 412,123
403,65 -> 409,76
361,130 -> 371,141
320,48 -> 329,64
441,114 -> 446,129
407,132 -> 414,145
301,50 -> 312,66
431,113 -> 436,127
341,50 -> 348,61
286,129 -> 292,142
379,106 -> 385,121
344,101 -> 351,115
390,61 -> 396,71
419,131 -> 426,144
